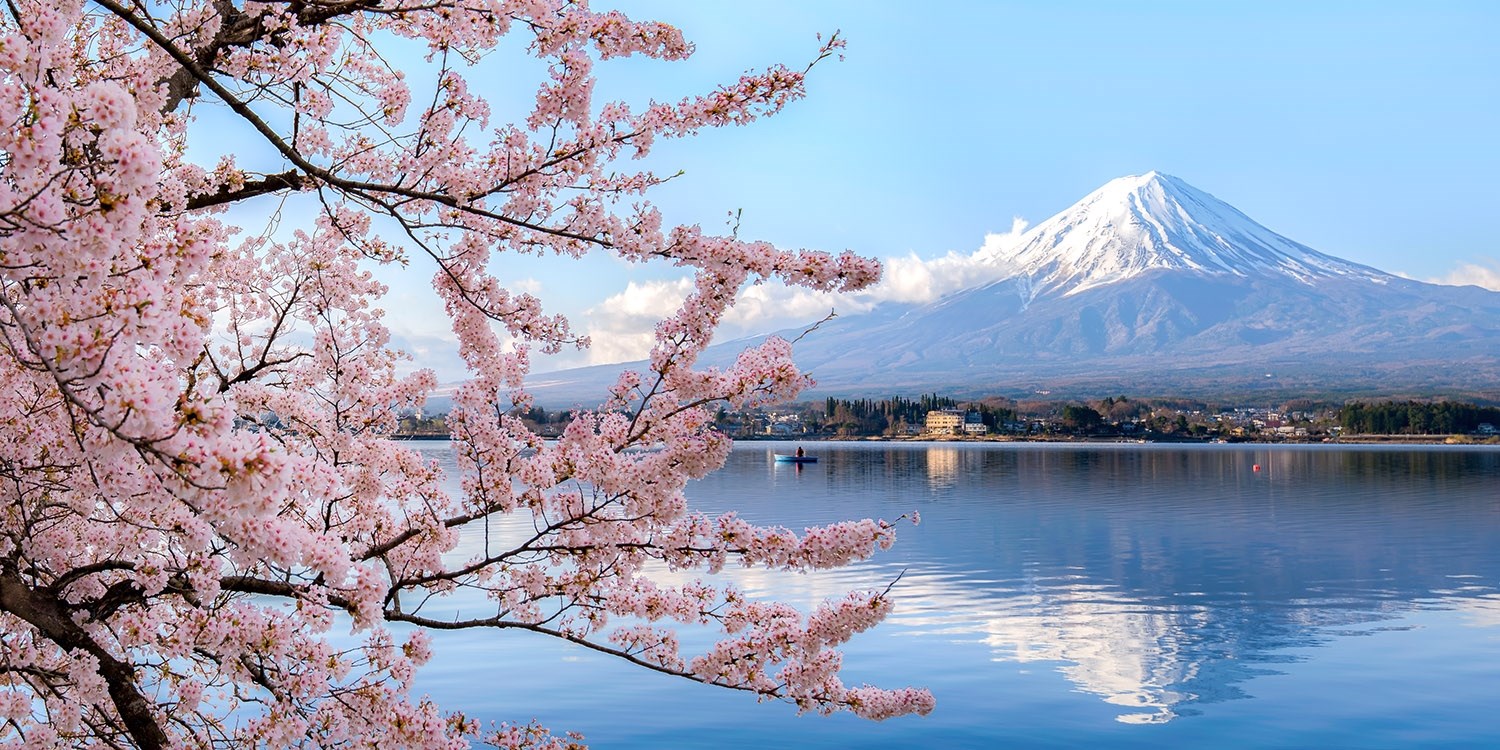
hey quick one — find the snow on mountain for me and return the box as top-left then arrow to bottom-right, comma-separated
531,173 -> 1500,404
975,172 -> 1387,300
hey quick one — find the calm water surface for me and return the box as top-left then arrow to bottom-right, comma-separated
407,442 -> 1500,748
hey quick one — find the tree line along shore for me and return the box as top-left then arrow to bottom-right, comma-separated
395,397 -> 1500,444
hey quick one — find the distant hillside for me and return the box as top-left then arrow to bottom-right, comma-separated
530,173 -> 1500,407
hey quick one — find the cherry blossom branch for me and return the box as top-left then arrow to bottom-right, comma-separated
0,3 -> 926,745
183,170 -> 310,210
0,567 -> 170,750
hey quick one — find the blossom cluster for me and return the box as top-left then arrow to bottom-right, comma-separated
0,1 -> 931,747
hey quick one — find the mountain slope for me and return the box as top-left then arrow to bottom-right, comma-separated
972,172 -> 1387,300
532,173 -> 1500,404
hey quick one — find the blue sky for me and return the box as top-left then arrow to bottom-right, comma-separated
360,1 -> 1500,375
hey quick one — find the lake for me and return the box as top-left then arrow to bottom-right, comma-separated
404,441 -> 1500,748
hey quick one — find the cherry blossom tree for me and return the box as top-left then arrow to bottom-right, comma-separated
0,0 -> 933,747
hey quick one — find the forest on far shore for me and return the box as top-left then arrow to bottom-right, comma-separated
1338,401 -> 1500,435
395,396 -> 1500,441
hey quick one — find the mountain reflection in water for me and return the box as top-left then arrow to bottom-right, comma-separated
405,441 -> 1500,748
690,443 -> 1500,727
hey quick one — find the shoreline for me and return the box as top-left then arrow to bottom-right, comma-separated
393,433 -> 1500,446
731,434 -> 1500,446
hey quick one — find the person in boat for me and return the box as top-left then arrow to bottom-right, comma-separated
795,446 -> 805,458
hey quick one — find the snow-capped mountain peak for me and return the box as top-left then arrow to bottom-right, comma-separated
977,172 -> 1385,298
532,171 -> 1500,404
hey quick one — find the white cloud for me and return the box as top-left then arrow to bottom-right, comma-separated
1429,260 -> 1500,291
581,278 -> 694,365
975,216 -> 1032,259
720,281 -> 873,336
391,216 -> 1039,375
577,277 -> 851,365
716,215 -> 1031,334
878,216 -> 1030,302
567,217 -> 1035,365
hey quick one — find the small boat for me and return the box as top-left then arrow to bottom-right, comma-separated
774,454 -> 818,464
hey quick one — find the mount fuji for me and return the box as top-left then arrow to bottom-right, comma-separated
537,173 -> 1500,402
970,171 -> 1388,298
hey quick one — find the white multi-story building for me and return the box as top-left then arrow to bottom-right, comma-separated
924,409 -> 964,435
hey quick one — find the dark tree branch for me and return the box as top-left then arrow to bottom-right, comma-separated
159,0 -> 386,112
0,566 -> 170,750
93,0 -> 613,247
184,170 -> 309,211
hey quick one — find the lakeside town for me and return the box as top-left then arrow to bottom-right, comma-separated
396,396 -> 1500,444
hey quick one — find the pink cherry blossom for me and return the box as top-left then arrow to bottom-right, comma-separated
0,1 -> 930,747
